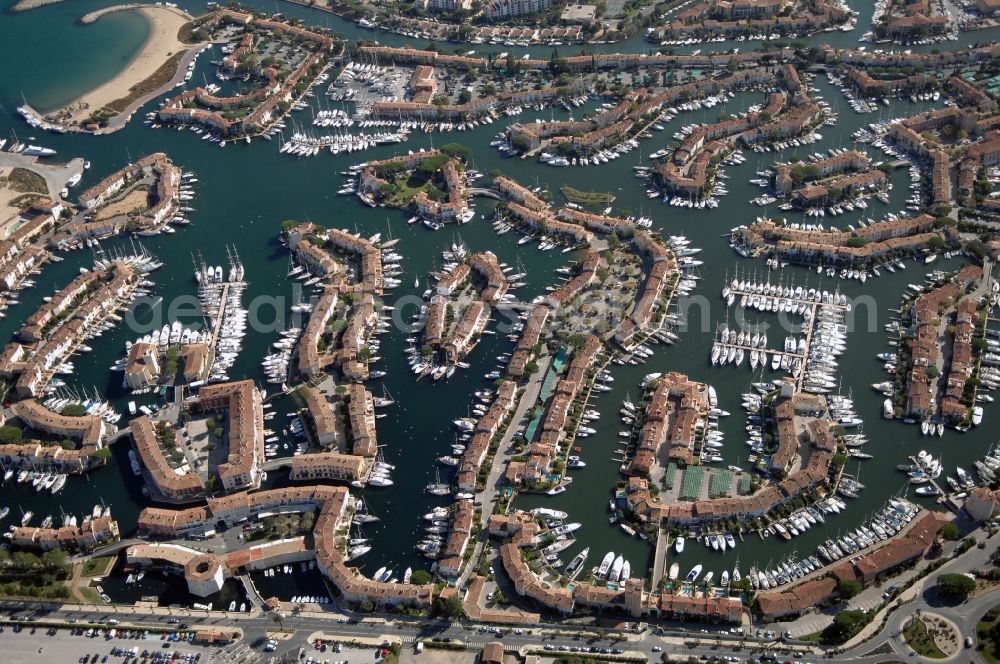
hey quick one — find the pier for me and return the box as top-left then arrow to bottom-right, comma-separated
718,281 -> 852,391
205,282 -> 232,365
906,454 -> 958,513
194,250 -> 248,382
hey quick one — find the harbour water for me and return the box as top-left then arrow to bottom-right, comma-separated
0,0 -> 998,603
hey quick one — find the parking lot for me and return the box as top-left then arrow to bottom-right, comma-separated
0,623 -> 220,664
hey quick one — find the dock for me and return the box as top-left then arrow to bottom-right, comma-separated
906,454 -> 947,504
719,282 -> 851,391
205,282 -> 231,362
195,251 -> 247,381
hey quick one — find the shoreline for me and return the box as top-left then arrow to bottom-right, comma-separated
42,4 -> 196,130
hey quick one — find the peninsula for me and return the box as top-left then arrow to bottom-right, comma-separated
38,5 -> 198,132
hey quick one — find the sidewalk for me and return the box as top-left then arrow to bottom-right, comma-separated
841,529 -> 999,650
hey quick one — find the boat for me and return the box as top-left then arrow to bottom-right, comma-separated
668,563 -> 680,581
565,547 -> 590,579
674,536 -> 685,554
608,555 -> 624,580
533,508 -> 568,519
973,406 -> 984,426
597,551 -> 615,577
685,564 -> 703,583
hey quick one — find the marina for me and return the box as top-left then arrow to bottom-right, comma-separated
0,0 -> 999,642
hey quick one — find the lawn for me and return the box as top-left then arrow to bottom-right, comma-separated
977,604 -> 1000,664
903,618 -> 947,659
5,168 -> 46,193
81,556 -> 114,577
560,185 -> 615,205
385,174 -> 442,209
78,585 -> 102,604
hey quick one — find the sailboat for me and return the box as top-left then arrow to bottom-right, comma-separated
425,468 -> 450,496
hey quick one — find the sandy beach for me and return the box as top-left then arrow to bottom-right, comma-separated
51,5 -> 193,126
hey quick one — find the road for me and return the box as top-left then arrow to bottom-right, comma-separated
0,153 -> 84,202
3,573 -> 999,664
832,530 -> 1000,663
8,519 -> 1000,663
457,351 -> 553,590
13,528 -> 994,664
99,40 -> 207,135
0,600 -> 820,664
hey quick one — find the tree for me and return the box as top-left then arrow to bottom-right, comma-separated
939,522 -> 960,541
0,426 -> 22,444
93,447 -> 111,461
821,609 -> 866,644
436,593 -> 464,618
440,143 -> 472,161
937,573 -> 975,600
410,569 -> 432,585
509,134 -> 532,153
838,579 -> 863,599
967,239 -> 987,260
61,404 -> 86,417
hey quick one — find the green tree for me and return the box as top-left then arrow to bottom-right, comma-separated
436,593 -> 464,618
939,522 -> 960,541
821,609 -> 867,644
509,134 -> 532,153
410,569 -> 432,585
440,143 -> 472,161
61,404 -> 86,417
0,426 -> 22,444
967,239 -> 987,260
838,579 -> 863,599
937,573 -> 975,600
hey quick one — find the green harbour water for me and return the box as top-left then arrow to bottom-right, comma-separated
0,0 -> 999,605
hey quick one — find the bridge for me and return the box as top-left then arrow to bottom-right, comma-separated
468,187 -> 501,200
76,538 -> 146,561
262,457 -> 293,472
